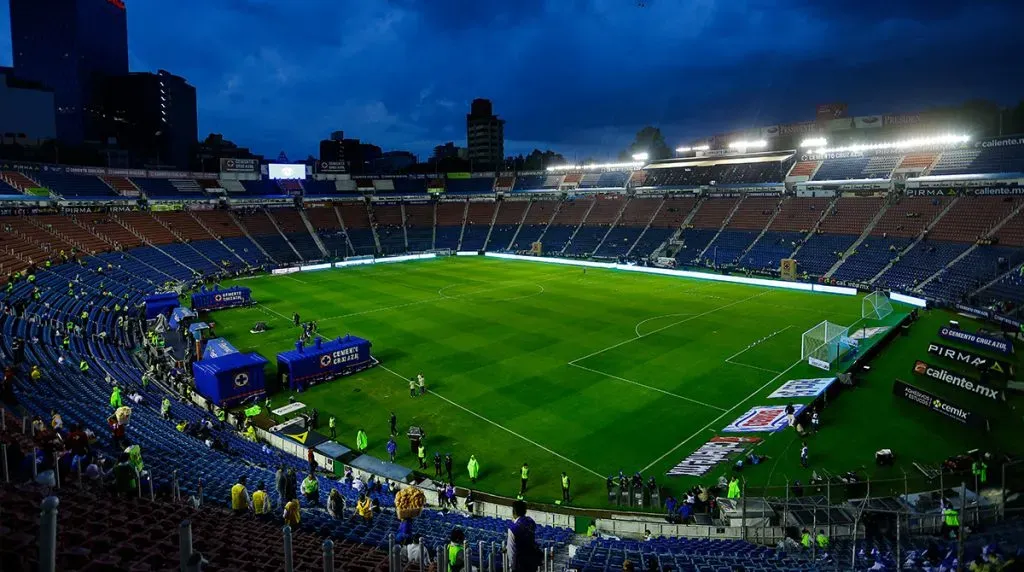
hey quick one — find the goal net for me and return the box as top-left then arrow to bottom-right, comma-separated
801,320 -> 851,368
862,291 -> 893,320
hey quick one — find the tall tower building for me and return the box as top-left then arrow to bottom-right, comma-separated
9,0 -> 129,143
466,98 -> 505,167
104,70 -> 198,169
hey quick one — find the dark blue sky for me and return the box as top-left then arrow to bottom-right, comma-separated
2,0 -> 1023,161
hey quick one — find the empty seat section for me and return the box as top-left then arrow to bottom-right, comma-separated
487,200 -> 528,251
460,202 -> 495,251
370,203 -> 406,254
871,196 -> 950,238
34,172 -> 119,198
512,175 -> 547,191
595,197 -> 661,257
305,206 -> 350,257
434,201 -> 466,250
876,240 -> 970,291
336,202 -> 375,256
540,198 -> 591,253
511,200 -> 560,251
405,202 -> 435,251
927,196 -> 1021,243
568,196 -> 624,256
923,245 -> 1024,301
446,176 -> 495,195
831,236 -> 912,283
234,210 -> 299,263
271,209 -> 323,260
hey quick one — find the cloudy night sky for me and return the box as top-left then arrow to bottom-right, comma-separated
2,0 -> 1023,161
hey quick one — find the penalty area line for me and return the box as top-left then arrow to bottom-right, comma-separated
568,363 -> 727,411
639,358 -> 803,474
377,364 -> 605,479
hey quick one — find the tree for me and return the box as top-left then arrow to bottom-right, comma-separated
522,149 -> 566,171
620,126 -> 672,161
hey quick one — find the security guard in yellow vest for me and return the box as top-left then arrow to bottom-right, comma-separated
943,505 -> 960,538
973,460 -> 988,484
252,482 -> 270,516
448,528 -> 466,572
418,445 -> 426,468
231,476 -> 250,514
816,530 -> 829,548
800,529 -> 811,548
561,472 -> 571,503
520,463 -> 530,496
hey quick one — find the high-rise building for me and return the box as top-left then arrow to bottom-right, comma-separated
9,0 -> 130,144
103,70 -> 198,169
0,67 -> 57,144
466,98 -> 504,167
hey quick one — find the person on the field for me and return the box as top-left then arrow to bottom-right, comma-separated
445,453 -> 453,482
467,455 -> 480,483
417,374 -> 426,396
561,472 -> 571,504
519,463 -> 530,496
418,444 -> 427,468
389,411 -> 397,435
387,437 -> 398,462
356,429 -> 368,452
434,452 -> 443,478
328,416 -> 336,438
409,377 -> 417,397
292,312 -> 300,327
801,442 -> 809,468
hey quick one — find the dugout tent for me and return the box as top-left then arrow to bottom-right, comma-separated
277,335 -> 374,390
169,307 -> 197,330
144,292 -> 180,320
192,352 -> 268,408
191,285 -> 252,312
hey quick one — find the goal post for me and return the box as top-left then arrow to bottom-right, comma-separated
862,291 -> 893,321
801,320 -> 851,369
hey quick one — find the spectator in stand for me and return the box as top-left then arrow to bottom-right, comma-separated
327,489 -> 345,519
507,500 -> 543,572
283,498 -> 301,527
448,528 -> 468,572
356,492 -> 373,522
231,475 -> 251,515
66,424 -> 89,458
301,472 -> 319,506
404,535 -> 430,567
30,365 -> 42,383
252,482 -> 270,518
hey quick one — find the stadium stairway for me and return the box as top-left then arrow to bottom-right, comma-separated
695,197 -> 745,261
262,209 -> 307,261
298,208 -> 331,258
824,198 -> 893,279
227,210 -> 278,265
868,197 -> 962,286
108,214 -> 202,277
480,199 -> 503,251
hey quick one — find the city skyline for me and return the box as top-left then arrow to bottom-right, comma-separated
2,0 -> 1024,161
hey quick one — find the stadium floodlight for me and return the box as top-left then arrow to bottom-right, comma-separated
728,139 -> 767,150
631,152 -> 650,161
801,137 -> 827,148
676,147 -> 692,153
546,160 -> 645,172
811,134 -> 969,155
693,145 -> 710,151
862,291 -> 894,320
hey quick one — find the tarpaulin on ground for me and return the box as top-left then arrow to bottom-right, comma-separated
144,292 -> 179,320
192,351 -> 268,408
169,306 -> 197,330
276,427 -> 329,449
191,285 -> 252,312
666,436 -> 762,477
203,337 -> 238,360
722,405 -> 804,433
277,335 -> 373,390
768,377 -> 836,399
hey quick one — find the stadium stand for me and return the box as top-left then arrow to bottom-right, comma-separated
33,172 -> 120,199
510,199 -> 560,252
512,175 -> 548,192
305,205 -> 351,257
370,202 -> 406,255
269,208 -> 324,261
338,201 -> 377,256
540,197 -> 593,254
594,196 -> 660,258
460,201 -> 496,251
566,195 -> 625,256
676,197 -> 738,265
487,199 -> 529,251
404,202 -> 435,251
434,201 -> 467,250
234,209 -> 301,263
445,176 -> 495,195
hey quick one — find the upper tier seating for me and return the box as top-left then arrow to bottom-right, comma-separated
33,172 -> 119,198
930,143 -> 1024,175
768,196 -> 828,232
871,196 -> 950,238
926,196 -> 1021,243
512,175 -> 547,191
446,177 -> 495,195
818,197 -> 884,235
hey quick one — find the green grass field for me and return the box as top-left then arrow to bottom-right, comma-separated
207,256 -> 1024,509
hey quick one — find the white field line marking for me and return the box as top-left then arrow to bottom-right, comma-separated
640,358 -> 803,474
568,363 -> 727,411
724,360 -> 783,374
257,303 -> 292,322
281,274 -> 309,285
377,364 -> 605,479
568,291 -> 771,365
633,313 -> 698,338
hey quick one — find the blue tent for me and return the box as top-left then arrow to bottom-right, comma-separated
192,352 -> 268,408
144,292 -> 179,320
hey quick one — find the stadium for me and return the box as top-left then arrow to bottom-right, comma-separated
3,3 -> 1024,572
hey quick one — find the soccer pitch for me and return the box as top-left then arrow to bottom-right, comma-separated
209,256 -> 1022,508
